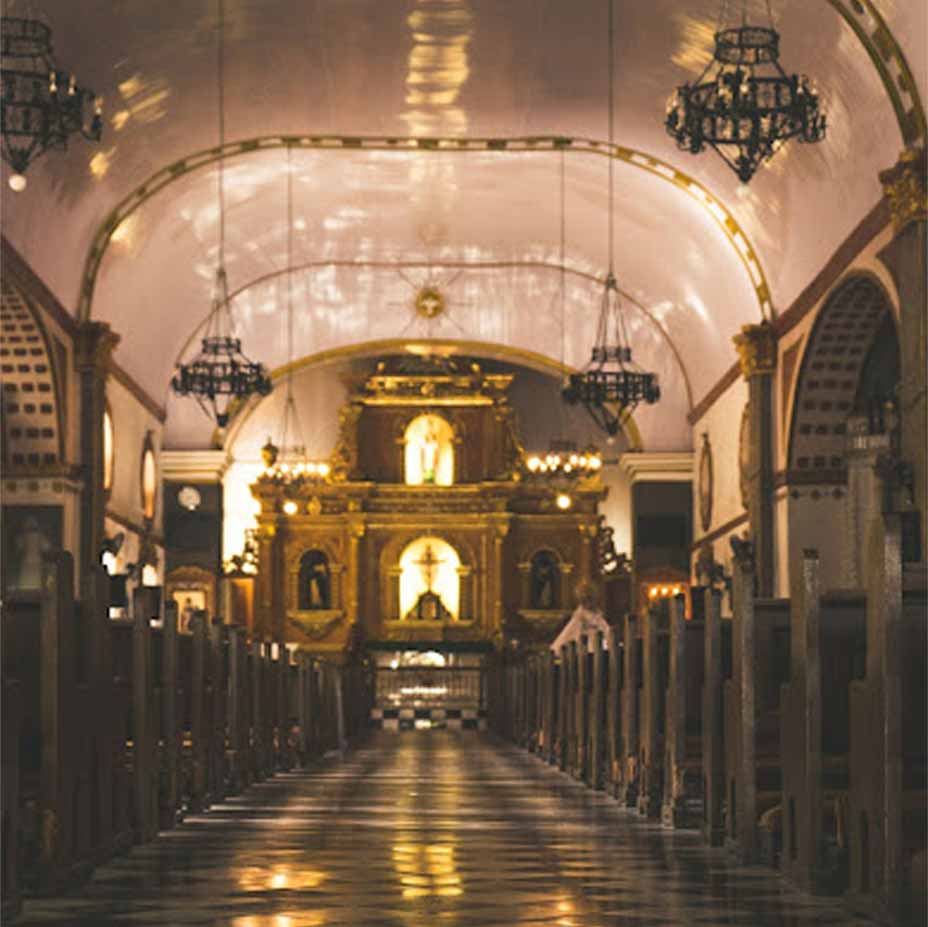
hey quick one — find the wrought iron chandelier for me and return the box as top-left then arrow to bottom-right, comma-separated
664,2 -> 826,184
170,0 -> 270,427
562,0 -> 660,437
1,16 -> 103,190
524,438 -> 602,485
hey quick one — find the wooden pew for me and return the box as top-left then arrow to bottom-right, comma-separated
662,594 -> 705,828
617,613 -> 640,807
725,551 -> 790,862
848,513 -> 927,920
701,589 -> 727,847
637,603 -> 669,819
780,552 -> 866,892
2,677 -> 23,920
605,625 -> 623,798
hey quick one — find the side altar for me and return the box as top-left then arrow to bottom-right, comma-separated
250,356 -> 607,660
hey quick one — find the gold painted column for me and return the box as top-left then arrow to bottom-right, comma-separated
347,521 -> 365,628
878,147 -> 927,563
255,520 -> 282,640
75,322 -> 119,600
490,516 -> 511,638
733,322 -> 776,597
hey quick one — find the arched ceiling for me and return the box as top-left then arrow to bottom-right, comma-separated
1,0 -> 924,450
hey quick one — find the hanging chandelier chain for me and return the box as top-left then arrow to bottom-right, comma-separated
559,149 -> 566,375
286,145 -> 294,406
217,0 -> 226,272
606,0 -> 615,275
170,0 -> 272,428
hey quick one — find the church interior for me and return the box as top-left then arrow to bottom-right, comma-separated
0,0 -> 925,924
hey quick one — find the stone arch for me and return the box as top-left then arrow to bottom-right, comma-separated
0,281 -> 64,470
787,274 -> 899,476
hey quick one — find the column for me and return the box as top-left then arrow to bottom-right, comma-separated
347,521 -> 365,627
878,147 -> 927,563
255,521 -> 281,639
733,321 -> 776,597
75,322 -> 119,600
491,518 -> 511,634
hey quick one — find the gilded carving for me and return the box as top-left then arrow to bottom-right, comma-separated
287,613 -> 343,642
330,402 -> 363,481
733,321 -> 777,379
879,147 -> 927,235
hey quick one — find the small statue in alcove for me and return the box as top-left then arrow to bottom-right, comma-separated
530,552 -> 559,610
298,551 -> 331,610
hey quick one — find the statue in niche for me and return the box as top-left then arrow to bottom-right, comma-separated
421,421 -> 440,484
298,550 -> 331,610
530,551 -> 559,610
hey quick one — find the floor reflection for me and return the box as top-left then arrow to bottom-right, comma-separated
15,732 -> 888,927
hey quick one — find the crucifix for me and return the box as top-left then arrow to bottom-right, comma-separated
414,543 -> 445,592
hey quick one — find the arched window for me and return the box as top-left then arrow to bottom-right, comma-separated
103,406 -> 114,495
403,414 -> 454,486
530,550 -> 560,609
298,550 -> 331,610
140,432 -> 157,521
399,536 -> 460,620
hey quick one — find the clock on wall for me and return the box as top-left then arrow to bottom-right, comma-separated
177,485 -> 201,512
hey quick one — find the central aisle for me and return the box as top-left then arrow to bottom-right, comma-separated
19,732 -> 880,926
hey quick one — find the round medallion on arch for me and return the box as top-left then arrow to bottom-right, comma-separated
414,285 -> 445,320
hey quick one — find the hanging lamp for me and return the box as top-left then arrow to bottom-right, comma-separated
665,0 -> 826,184
0,15 -> 103,190
562,0 -> 660,437
171,0 -> 271,428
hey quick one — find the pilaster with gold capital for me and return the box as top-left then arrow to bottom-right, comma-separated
75,322 -> 120,599
880,147 -> 927,237
878,148 -> 927,562
732,321 -> 776,596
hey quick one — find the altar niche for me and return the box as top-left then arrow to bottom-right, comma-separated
399,536 -> 460,621
404,414 -> 454,486
530,550 -> 561,610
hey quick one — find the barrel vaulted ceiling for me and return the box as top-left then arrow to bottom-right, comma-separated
2,0 -> 924,449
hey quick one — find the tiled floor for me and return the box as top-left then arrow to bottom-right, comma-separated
18,732 -> 887,926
